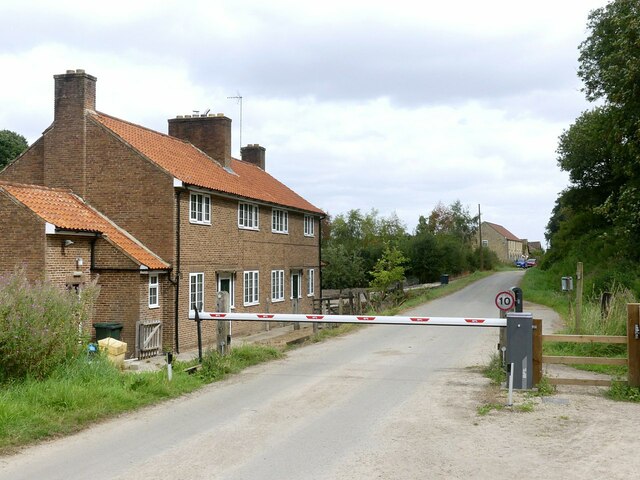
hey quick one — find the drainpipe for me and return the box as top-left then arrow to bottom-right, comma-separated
318,216 -> 323,299
174,190 -> 182,353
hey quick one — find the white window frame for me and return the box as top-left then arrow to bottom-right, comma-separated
271,208 -> 289,234
189,273 -> 204,313
243,270 -> 259,306
307,268 -> 315,297
148,273 -> 159,308
217,273 -> 235,309
189,192 -> 211,225
271,270 -> 285,302
304,215 -> 315,237
290,271 -> 302,300
238,202 -> 259,230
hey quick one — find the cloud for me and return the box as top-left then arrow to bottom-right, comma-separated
0,0 -> 606,245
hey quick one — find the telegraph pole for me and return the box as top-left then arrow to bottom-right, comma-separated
478,204 -> 484,270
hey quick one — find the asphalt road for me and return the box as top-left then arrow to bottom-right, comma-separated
0,270 -> 524,480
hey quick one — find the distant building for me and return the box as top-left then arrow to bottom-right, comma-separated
480,221 -> 524,262
0,69 -> 324,357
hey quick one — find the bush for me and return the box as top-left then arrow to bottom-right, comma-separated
0,270 -> 99,382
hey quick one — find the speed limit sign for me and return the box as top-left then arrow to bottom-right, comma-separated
495,290 -> 515,311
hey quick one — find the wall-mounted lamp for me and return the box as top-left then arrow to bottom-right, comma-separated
63,239 -> 74,247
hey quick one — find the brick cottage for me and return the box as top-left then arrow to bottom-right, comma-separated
0,69 -> 324,357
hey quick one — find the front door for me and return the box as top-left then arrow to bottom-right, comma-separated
218,274 -> 234,308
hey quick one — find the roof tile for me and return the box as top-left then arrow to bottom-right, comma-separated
0,182 -> 168,270
91,112 -> 324,215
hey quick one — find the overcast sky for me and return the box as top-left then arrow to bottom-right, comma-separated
0,0 -> 607,244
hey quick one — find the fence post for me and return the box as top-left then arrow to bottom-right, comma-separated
216,291 -> 231,356
627,303 -> 640,388
575,262 -> 583,334
533,318 -> 542,386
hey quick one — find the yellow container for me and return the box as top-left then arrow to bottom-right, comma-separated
98,338 -> 127,368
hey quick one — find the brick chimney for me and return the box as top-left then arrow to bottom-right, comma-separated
54,69 -> 97,121
240,144 -> 266,170
168,114 -> 232,169
44,69 -> 97,196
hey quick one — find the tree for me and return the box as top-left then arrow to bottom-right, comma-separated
545,0 -> 640,294
369,244 -> 407,307
321,243 -> 366,290
426,200 -> 478,244
0,130 -> 28,169
322,209 -> 407,289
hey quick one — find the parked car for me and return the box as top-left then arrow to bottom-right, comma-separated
526,258 -> 537,267
515,258 -> 527,268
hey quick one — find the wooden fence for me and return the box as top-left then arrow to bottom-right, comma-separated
533,303 -> 640,387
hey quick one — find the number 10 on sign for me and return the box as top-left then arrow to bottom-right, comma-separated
495,291 -> 515,311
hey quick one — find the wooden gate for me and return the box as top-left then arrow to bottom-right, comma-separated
136,320 -> 163,359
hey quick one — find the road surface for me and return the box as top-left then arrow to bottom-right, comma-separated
0,271 -> 524,480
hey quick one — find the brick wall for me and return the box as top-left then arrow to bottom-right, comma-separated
0,192 -> 46,282
85,120 -> 176,263
92,270 -> 140,356
0,137 -> 45,185
177,191 -> 320,349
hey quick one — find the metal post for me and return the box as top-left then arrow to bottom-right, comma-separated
166,352 -> 173,382
194,306 -> 203,363
506,312 -> 533,389
510,286 -> 523,313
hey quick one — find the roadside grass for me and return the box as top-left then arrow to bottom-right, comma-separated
521,268 -> 640,401
389,271 -> 496,316
0,270 -> 507,453
0,344 -> 282,454
305,323 -> 362,344
483,353 -> 506,386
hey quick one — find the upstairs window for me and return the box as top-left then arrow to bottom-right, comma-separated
272,209 -> 289,234
238,202 -> 259,230
149,274 -> 159,308
304,215 -> 315,237
190,193 -> 211,225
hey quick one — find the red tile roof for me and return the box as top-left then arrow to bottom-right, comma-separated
484,221 -> 521,242
0,182 -> 169,270
91,112 -> 324,215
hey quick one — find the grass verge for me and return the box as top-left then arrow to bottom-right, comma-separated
521,267 -> 640,401
0,344 -> 281,455
388,271 -> 495,316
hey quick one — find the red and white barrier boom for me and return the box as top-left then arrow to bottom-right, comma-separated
188,311 -> 507,328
